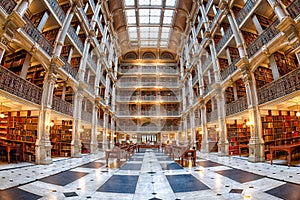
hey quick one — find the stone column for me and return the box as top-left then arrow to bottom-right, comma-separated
78,38 -> 91,81
90,103 -> 98,153
111,117 -> 115,147
102,110 -> 109,150
15,0 -> 31,17
200,101 -> 209,152
226,8 -> 246,58
71,86 -> 84,158
216,88 -> 229,156
241,62 -> 264,162
35,63 -> 57,164
190,111 -> 196,148
54,5 -> 76,57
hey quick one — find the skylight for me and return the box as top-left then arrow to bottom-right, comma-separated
124,0 -> 177,48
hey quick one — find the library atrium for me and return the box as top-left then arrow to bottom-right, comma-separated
0,0 -> 300,199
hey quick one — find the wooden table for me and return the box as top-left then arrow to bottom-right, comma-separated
270,143 -> 300,167
137,144 -> 160,152
0,145 -> 18,163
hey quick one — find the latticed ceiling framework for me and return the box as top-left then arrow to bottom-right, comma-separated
107,0 -> 195,55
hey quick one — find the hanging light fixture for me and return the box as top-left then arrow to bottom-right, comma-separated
0,103 -> 4,118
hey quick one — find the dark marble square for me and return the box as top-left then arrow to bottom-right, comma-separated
63,192 -> 78,197
229,189 -> 243,194
266,183 -> 300,200
80,162 -> 104,168
0,188 -> 41,200
40,171 -> 88,186
97,175 -> 139,193
155,153 -> 165,156
216,169 -> 264,183
129,157 -> 144,161
166,174 -> 209,193
120,163 -> 142,170
161,162 -> 183,170
197,161 -> 222,167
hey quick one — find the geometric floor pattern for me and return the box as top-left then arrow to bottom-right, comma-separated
0,150 -> 300,199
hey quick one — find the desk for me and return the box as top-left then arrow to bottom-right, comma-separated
137,144 -> 160,152
270,144 -> 300,167
0,145 -> 18,163
239,144 -> 249,156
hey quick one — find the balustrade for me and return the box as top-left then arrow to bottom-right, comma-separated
60,57 -> 78,79
203,85 -> 212,96
236,0 -> 259,26
0,65 -> 42,104
257,68 -> 300,105
226,96 -> 248,116
67,27 -> 84,52
52,96 -> 73,116
287,0 -> 300,19
46,0 -> 66,23
0,0 -> 16,14
22,16 -> 54,56
216,27 -> 233,53
220,59 -> 239,81
247,19 -> 280,58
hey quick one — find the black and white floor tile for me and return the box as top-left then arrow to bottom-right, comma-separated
0,151 -> 299,199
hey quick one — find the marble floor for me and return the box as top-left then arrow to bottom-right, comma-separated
0,150 -> 300,200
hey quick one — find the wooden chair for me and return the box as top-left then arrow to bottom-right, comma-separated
10,144 -> 22,163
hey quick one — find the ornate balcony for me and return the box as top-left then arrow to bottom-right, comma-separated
45,0 -> 66,23
257,67 -> 300,105
22,16 -> 54,56
216,27 -> 233,53
287,0 -> 300,19
0,0 -> 17,14
0,65 -> 42,105
67,26 -> 84,52
52,96 -> 73,116
220,59 -> 239,81
236,0 -> 259,26
203,84 -> 212,96
226,96 -> 248,116
247,19 -> 280,58
60,57 -> 78,79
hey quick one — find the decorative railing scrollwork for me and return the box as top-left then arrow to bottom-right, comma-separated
226,96 -> 248,116
0,65 -> 42,104
247,19 -> 280,58
216,27 -> 233,53
0,0 -> 16,14
46,0 -> 66,23
257,68 -> 300,105
287,0 -> 300,19
220,58 -> 240,81
22,16 -> 54,56
52,96 -> 73,116
236,0 -> 259,26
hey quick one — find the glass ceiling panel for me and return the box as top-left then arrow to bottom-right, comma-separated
124,0 -> 177,48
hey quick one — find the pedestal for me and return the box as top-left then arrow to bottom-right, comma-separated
35,138 -> 52,165
248,137 -> 265,162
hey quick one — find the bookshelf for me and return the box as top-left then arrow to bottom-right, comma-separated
256,14 -> 272,30
225,87 -> 234,104
42,28 -> 59,45
227,120 -> 250,155
29,11 -> 44,27
1,50 -> 27,75
0,111 -> 38,162
241,30 -> 258,46
218,58 -> 228,71
273,52 -> 298,76
254,66 -> 273,89
228,47 -> 239,62
26,64 -> 46,88
236,79 -> 246,98
50,120 -> 72,157
262,111 -> 300,159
